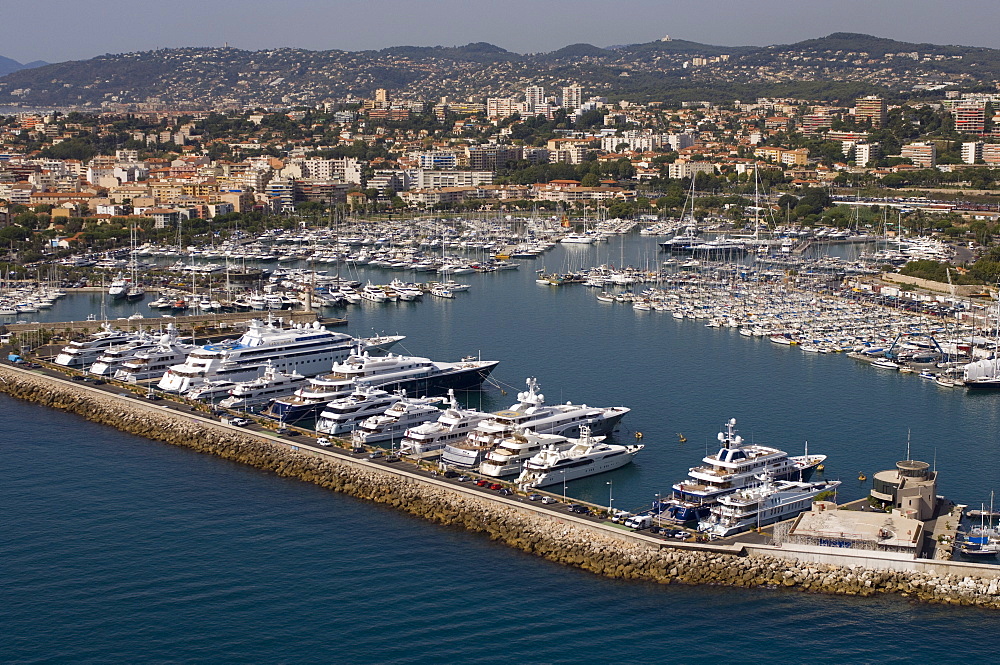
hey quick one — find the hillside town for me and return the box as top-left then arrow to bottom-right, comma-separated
1,78 -> 999,262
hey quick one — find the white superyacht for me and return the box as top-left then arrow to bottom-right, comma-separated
398,389 -> 491,454
440,377 -> 630,468
515,426 -> 643,487
157,317 -> 402,393
479,430 -> 589,478
350,394 -> 446,446
114,324 -> 197,382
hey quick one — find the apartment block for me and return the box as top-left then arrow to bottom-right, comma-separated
961,141 -> 983,164
855,96 -> 887,128
901,142 -> 936,168
953,104 -> 987,135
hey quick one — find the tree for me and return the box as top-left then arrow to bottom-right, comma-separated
580,172 -> 600,187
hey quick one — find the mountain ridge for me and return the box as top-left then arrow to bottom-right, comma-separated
0,33 -> 996,108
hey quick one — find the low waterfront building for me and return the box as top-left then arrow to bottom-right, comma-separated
786,501 -> 924,558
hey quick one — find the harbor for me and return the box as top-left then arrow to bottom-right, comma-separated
2,228 -> 999,582
1,361 -> 998,610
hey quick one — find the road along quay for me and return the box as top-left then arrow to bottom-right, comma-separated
1,361 -> 998,608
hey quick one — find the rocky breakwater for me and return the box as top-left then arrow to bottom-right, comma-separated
1,364 -> 999,609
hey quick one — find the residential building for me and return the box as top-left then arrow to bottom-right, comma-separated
855,96 -> 887,128
953,103 -> 987,135
901,142 -> 936,168
561,84 -> 583,111
466,144 -> 521,170
982,143 -> 1000,165
667,161 -> 716,179
961,141 -> 983,164
525,85 -> 546,114
854,142 -> 880,167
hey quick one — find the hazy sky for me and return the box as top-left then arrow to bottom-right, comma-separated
5,0 -> 999,64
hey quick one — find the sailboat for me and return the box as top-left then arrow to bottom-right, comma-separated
126,224 -> 145,302
961,491 -> 999,558
963,296 -> 1000,389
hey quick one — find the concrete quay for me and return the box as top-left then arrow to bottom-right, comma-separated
1,310 -> 346,336
1,362 -> 998,609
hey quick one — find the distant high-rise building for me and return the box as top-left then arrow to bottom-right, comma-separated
561,84 -> 583,111
901,142 -> 936,168
982,144 -> 1000,165
487,97 -> 524,118
525,85 -> 546,115
953,103 -> 987,135
855,96 -> 887,128
961,141 -> 983,164
374,88 -> 388,108
854,142 -> 879,167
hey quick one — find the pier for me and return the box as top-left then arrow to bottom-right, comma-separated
1,309 -> 346,337
1,361 -> 998,608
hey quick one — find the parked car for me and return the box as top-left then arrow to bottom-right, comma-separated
228,417 -> 250,427
368,450 -> 383,460
498,487 -> 513,496
569,504 -> 590,515
384,454 -> 400,463
443,470 -> 459,478
475,479 -> 490,487
457,475 -> 471,482
317,437 -> 332,447
527,493 -> 543,501
541,496 -> 557,505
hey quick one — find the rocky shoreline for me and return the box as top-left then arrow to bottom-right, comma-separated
2,364 -> 998,609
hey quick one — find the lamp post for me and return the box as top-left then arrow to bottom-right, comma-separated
561,470 -> 567,502
607,480 -> 614,515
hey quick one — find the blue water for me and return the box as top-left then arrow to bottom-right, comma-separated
4,235 -> 999,662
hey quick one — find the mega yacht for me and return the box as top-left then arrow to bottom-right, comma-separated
658,227 -> 706,253
218,362 -> 310,410
440,377 -> 630,468
267,350 -> 498,424
313,385 -> 402,436
515,426 -> 643,487
350,394 -> 446,446
661,418 -> 827,525
114,324 -> 197,382
479,430 -> 587,478
398,390 -> 492,454
54,324 -> 137,368
157,317 -> 403,393
87,333 -> 160,376
697,473 -> 842,538
184,380 -> 237,403
107,272 -> 130,300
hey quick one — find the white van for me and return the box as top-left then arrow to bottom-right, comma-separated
624,514 -> 652,530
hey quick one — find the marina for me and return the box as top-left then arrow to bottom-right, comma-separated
3,225 -> 1000,665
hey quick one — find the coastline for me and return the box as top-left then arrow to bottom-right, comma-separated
2,362 -> 998,609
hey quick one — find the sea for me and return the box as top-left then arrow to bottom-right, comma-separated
3,234 -> 998,663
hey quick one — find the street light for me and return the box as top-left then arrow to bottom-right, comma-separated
607,480 -> 614,515
561,470 -> 567,502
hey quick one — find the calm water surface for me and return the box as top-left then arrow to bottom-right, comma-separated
4,235 -> 998,662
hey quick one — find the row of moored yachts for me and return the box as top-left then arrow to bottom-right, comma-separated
48,317 -> 842,537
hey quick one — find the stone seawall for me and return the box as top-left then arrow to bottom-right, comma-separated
2,364 -> 998,609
